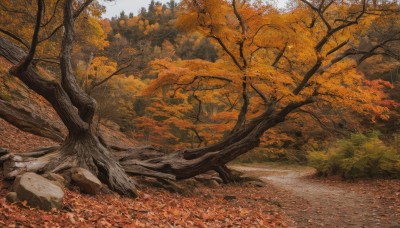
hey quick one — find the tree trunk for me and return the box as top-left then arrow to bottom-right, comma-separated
0,99 -> 64,142
115,98 -> 313,181
48,131 -> 137,197
3,130 -> 137,197
215,164 -> 240,183
0,0 -> 137,197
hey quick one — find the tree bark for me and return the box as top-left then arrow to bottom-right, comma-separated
116,99 -> 312,181
0,99 -> 64,142
215,164 -> 240,183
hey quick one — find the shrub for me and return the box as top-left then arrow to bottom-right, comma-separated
308,132 -> 400,179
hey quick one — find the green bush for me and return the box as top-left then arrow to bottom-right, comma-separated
308,132 -> 400,179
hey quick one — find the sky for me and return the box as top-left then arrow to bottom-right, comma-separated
101,0 -> 288,19
101,0 -> 176,19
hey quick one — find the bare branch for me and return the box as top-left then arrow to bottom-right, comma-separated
16,0 -> 44,72
250,83 -> 268,103
272,42 -> 288,68
326,40 -> 349,56
88,62 -> 133,92
39,0 -> 94,43
41,0 -> 62,27
232,0 -> 247,67
298,108 -> 347,136
209,34 -> 244,70
0,28 -> 30,49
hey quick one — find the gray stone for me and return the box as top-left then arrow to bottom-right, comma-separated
13,172 -> 64,211
194,174 -> 213,181
71,168 -> 102,195
211,176 -> 223,184
223,195 -> 237,201
194,175 -> 220,187
0,148 -> 9,165
42,173 -> 66,188
6,192 -> 18,203
206,179 -> 220,188
0,147 -> 8,156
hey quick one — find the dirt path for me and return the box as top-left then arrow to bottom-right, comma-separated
232,165 -> 400,228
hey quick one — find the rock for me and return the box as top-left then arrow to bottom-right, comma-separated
194,174 -> 213,181
71,168 -> 102,195
6,192 -> 18,203
0,147 -> 9,165
211,176 -> 223,184
157,178 -> 186,194
223,195 -> 237,201
0,147 -> 8,156
13,172 -> 64,211
194,175 -> 220,187
240,176 -> 264,183
244,180 -> 265,187
205,179 -> 220,188
182,178 -> 201,187
42,173 -> 66,189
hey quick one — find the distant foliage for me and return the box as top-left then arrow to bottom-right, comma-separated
308,132 -> 400,179
107,0 -> 218,66
235,148 -> 308,164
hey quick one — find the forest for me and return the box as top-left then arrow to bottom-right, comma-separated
0,0 -> 399,226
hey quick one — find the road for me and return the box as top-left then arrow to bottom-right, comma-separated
232,165 -> 400,228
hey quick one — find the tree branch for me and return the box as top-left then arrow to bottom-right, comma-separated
60,0 -> 96,123
272,42 -> 288,68
39,0 -> 94,43
88,62 -> 133,93
0,28 -> 30,49
16,0 -> 44,72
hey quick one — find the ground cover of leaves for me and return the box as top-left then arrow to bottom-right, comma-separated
0,179 -> 289,227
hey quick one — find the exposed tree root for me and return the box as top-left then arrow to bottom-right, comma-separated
0,99 -> 65,142
3,133 -> 137,197
215,165 -> 241,184
1,98 -> 310,197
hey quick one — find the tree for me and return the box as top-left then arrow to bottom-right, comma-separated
0,0 -> 136,197
0,0 -> 399,196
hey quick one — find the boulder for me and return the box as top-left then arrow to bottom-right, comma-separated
205,179 -> 220,188
194,174 -> 214,182
223,195 -> 237,201
71,168 -> 102,195
0,147 -> 9,165
42,173 -> 66,189
194,174 -> 220,187
13,172 -> 64,211
6,192 -> 18,203
0,147 -> 8,156
211,176 -> 223,184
